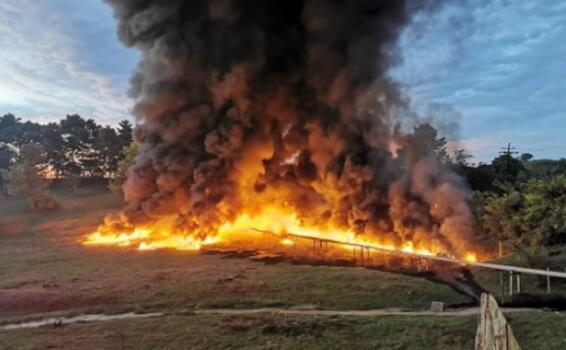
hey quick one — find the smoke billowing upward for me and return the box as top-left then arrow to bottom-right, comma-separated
103,0 -> 475,256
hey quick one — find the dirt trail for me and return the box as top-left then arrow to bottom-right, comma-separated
194,306 -> 536,317
1,307 -> 540,331
0,312 -> 163,330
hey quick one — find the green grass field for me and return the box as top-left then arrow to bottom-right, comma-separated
1,312 -> 566,350
1,184 -> 566,349
0,186 -> 469,320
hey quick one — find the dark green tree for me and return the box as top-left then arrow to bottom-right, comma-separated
0,113 -> 21,144
523,158 -> 566,180
40,123 -> 65,178
491,154 -> 524,184
117,120 -> 133,150
0,169 -> 8,195
95,126 -> 122,177
0,113 -> 135,190
8,144 -> 60,211
520,153 -> 534,162
0,144 -> 15,170
474,176 -> 566,252
59,114 -> 101,189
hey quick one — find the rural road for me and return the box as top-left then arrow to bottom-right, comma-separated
1,306 -> 539,331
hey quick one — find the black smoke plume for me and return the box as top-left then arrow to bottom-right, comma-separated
102,0 -> 475,256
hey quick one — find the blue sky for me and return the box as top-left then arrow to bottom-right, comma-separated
393,1 -> 566,161
0,0 -> 564,161
0,0 -> 137,125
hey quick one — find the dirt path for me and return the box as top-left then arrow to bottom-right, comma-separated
1,306 -> 540,331
193,306 -> 537,317
0,312 -> 163,330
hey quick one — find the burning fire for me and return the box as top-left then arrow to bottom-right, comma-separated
84,206 -> 478,262
464,252 -> 477,263
92,0 -> 483,275
84,227 -> 218,251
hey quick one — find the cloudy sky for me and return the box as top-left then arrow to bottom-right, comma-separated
0,0 -> 137,125
0,0 -> 564,161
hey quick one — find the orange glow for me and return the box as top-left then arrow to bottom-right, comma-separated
84,227 -> 218,251
84,206 -> 476,261
84,228 -> 151,247
464,252 -> 477,263
281,238 -> 295,246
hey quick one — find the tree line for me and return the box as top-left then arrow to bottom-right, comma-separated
0,113 -> 133,179
445,143 -> 566,258
0,113 -> 134,207
413,126 -> 565,257
1,117 -> 564,257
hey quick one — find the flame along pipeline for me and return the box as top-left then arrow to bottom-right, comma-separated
84,207 -> 477,262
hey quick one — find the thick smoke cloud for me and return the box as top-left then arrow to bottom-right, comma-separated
104,0 -> 475,255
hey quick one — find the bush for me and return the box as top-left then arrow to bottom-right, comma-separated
474,176 -> 566,251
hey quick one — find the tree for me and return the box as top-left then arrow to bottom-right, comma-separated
0,169 -> 8,195
522,158 -> 566,180
15,121 -> 42,148
59,114 -> 100,191
117,120 -> 133,150
94,126 -> 122,178
110,141 -> 138,193
41,123 -> 65,178
473,184 -> 522,248
451,149 -> 473,166
0,113 -> 21,146
518,176 -> 566,246
460,163 -> 496,192
491,154 -> 524,184
0,114 -> 134,189
8,144 -> 60,211
0,113 -> 18,128
474,176 -> 566,253
0,144 -> 15,195
0,144 -> 15,170
520,153 -> 534,163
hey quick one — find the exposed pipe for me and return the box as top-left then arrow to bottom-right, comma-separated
254,228 -> 566,280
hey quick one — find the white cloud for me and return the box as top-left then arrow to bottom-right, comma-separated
0,0 -> 134,124
392,0 -> 566,161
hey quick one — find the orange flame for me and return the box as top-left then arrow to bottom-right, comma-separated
84,206 -> 475,261
464,252 -> 477,263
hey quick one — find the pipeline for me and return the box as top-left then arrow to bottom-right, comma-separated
253,228 -> 566,279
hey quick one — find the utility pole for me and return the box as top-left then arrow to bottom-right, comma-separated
497,143 -> 519,258
499,143 -> 519,181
